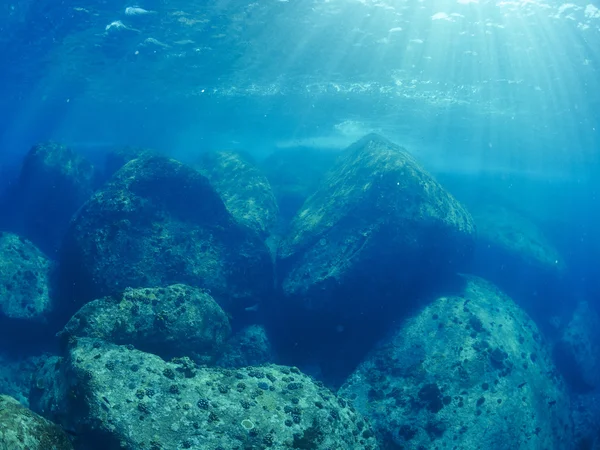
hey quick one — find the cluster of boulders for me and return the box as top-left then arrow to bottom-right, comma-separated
0,134 -> 596,449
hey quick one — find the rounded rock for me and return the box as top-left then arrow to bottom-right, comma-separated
58,156 -> 273,314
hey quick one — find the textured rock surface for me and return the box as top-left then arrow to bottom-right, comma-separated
195,151 -> 279,238
217,324 -> 275,368
0,232 -> 53,322
59,284 -> 231,364
0,395 -> 73,450
278,133 -> 475,318
339,275 -> 572,449
0,142 -> 97,255
58,155 -> 273,314
260,148 -> 338,224
554,301 -> 600,392
32,338 -> 380,450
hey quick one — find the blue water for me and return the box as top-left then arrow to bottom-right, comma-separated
3,0 -> 598,295
0,0 -> 600,448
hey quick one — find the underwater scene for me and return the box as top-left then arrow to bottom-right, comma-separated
0,0 -> 599,449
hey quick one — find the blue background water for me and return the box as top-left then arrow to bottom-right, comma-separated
0,3 -> 599,447
0,0 -> 599,326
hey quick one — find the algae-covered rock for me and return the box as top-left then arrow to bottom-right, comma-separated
59,284 -> 231,364
339,275 -> 572,449
195,151 -> 279,238
0,232 -> 53,322
0,142 -> 97,255
0,395 -> 73,450
34,338 -> 379,450
278,133 -> 475,319
554,301 -> 600,392
58,156 -> 273,314
217,324 -> 275,368
260,148 -> 338,224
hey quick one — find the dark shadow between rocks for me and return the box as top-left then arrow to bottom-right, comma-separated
552,341 -> 595,394
472,236 -> 572,331
266,270 -> 467,388
0,314 -> 60,357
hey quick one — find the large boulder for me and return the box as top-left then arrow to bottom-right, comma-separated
553,301 -> 600,392
0,395 -> 73,450
0,232 -> 53,323
472,205 -> 563,270
103,146 -> 158,181
339,276 -> 573,449
260,148 -> 338,225
277,133 -> 475,320
0,142 -> 97,256
195,151 -> 279,238
216,324 -> 275,368
58,284 -> 231,364
470,204 -> 567,317
31,338 -> 380,450
0,354 -> 44,407
57,156 -> 274,315
572,389 -> 600,450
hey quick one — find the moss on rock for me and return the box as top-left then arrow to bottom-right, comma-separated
260,148 -> 338,225
278,133 -> 475,319
195,150 -> 279,238
57,155 -> 273,314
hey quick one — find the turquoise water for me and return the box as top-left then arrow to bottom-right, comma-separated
0,1 -> 599,449
2,0 -> 598,296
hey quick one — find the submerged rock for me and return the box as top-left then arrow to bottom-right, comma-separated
103,146 -> 158,180
29,355 -> 67,421
32,338 -> 380,450
554,301 -> 600,392
0,232 -> 53,322
0,395 -> 73,450
470,205 -> 566,314
278,133 -> 475,319
572,389 -> 600,450
339,275 -> 572,449
0,354 -> 44,407
0,142 -> 97,255
217,324 -> 275,368
473,205 -> 563,267
195,151 -> 279,238
59,284 -> 231,364
58,156 -> 273,314
260,148 -> 338,224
